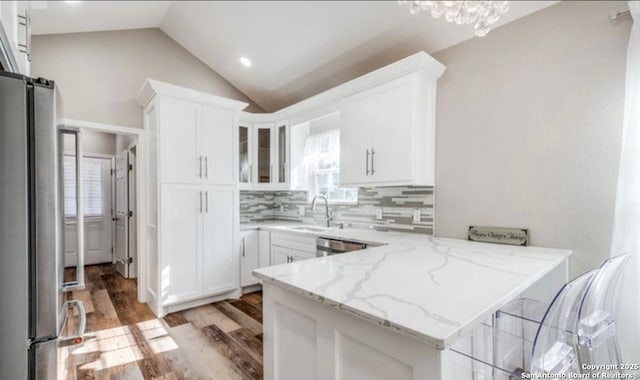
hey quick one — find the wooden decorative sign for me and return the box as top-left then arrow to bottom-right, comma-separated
468,226 -> 528,246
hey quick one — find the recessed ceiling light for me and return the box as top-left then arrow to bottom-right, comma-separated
240,57 -> 252,68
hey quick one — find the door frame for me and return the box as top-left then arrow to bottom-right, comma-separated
58,118 -> 148,305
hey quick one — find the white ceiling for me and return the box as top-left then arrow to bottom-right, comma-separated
31,1 -> 558,111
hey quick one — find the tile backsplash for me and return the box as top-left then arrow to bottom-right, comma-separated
240,186 -> 434,234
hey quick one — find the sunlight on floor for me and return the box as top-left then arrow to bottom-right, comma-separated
58,319 -> 178,375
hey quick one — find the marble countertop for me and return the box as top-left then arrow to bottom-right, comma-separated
251,222 -> 571,349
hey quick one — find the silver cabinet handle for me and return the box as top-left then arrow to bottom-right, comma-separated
242,238 -> 246,257
199,191 -> 203,213
199,156 -> 203,178
205,191 -> 209,213
249,164 -> 253,183
365,149 -> 370,175
371,148 -> 375,175
205,156 -> 208,179
59,300 -> 86,347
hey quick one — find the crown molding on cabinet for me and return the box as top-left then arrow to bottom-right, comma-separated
136,78 -> 250,111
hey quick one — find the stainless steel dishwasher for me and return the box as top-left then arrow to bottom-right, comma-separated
316,237 -> 369,257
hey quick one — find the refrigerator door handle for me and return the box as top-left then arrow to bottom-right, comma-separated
59,300 -> 86,347
60,128 -> 85,292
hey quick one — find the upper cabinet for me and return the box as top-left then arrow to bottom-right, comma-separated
239,52 -> 444,190
340,71 -> 439,187
154,92 -> 239,186
0,1 -> 31,75
238,119 -> 289,189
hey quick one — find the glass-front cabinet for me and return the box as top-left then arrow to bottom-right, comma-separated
238,120 -> 289,189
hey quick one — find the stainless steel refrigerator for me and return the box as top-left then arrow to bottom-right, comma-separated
0,71 -> 86,379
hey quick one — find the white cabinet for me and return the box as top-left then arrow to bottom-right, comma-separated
160,97 -> 236,185
0,1 -> 30,75
162,185 -> 202,303
271,232 -> 317,264
238,120 -> 289,189
340,72 -> 437,187
240,229 -> 260,287
203,186 -> 238,294
137,79 -> 248,315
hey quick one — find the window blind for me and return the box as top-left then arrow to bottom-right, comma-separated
63,156 -> 104,218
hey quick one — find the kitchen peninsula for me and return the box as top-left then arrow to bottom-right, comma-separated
253,227 -> 570,380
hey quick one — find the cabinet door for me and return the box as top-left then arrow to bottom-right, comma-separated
275,121 -> 289,187
160,97 -> 201,184
258,230 -> 271,267
340,92 -> 373,186
254,124 -> 274,185
201,105 -> 235,185
371,76 -> 415,183
161,185 -> 202,304
271,246 -> 289,265
202,186 -> 238,295
240,230 -> 260,287
238,124 -> 252,186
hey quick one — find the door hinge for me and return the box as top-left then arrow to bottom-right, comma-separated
128,211 -> 133,218
128,164 -> 133,171
110,169 -> 115,175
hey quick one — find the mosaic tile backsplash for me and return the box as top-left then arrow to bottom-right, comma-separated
240,187 -> 434,234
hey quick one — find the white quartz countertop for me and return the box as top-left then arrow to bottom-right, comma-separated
251,223 -> 571,349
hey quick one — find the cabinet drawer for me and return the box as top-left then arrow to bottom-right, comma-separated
271,232 -> 316,255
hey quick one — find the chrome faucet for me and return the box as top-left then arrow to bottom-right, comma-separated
311,195 -> 332,227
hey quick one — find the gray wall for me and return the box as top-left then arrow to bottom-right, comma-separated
432,1 -> 630,276
63,130 -> 116,156
31,28 -> 263,128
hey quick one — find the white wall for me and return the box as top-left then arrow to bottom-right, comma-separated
31,28 -> 263,129
63,130 -> 116,156
432,1 -> 631,277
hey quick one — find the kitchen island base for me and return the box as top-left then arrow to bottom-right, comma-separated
262,259 -> 567,380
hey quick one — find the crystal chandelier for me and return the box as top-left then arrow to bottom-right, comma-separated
397,1 -> 510,37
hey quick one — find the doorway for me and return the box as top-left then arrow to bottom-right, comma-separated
62,130 -> 139,280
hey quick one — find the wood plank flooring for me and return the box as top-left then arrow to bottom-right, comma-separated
61,264 -> 264,380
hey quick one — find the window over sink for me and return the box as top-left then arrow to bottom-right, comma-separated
290,114 -> 358,204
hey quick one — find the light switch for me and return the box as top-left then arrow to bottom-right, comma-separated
375,209 -> 383,220
413,209 -> 421,223
280,205 -> 284,212
298,206 -> 306,216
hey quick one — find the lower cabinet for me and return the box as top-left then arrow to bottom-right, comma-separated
161,184 -> 238,307
240,230 -> 260,287
271,232 -> 317,264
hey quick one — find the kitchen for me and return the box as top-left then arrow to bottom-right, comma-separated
0,1 -> 638,379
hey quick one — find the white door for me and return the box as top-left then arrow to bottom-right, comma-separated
340,92 -> 373,186
114,151 -> 130,277
371,77 -> 415,183
63,156 -> 112,267
161,97 -> 201,183
202,186 -> 238,295
240,230 -> 260,287
201,105 -> 236,185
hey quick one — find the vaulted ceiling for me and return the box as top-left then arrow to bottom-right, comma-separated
31,1 -> 558,112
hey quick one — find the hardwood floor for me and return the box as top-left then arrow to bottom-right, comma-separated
61,264 -> 264,380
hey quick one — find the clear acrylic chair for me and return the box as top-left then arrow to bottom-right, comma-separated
576,254 -> 631,373
529,270 -> 598,374
449,270 -> 598,378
